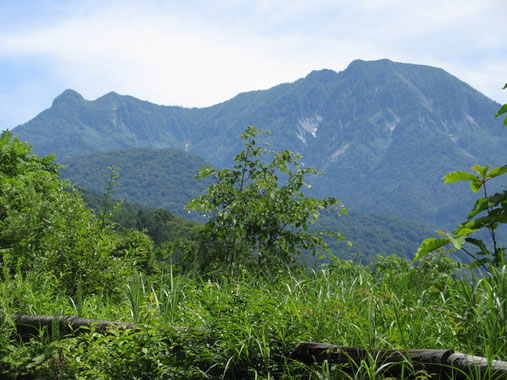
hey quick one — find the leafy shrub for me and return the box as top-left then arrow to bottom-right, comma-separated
0,131 -> 155,297
185,125 -> 348,274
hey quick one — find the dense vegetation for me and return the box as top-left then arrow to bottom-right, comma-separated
1,90 -> 506,378
2,255 -> 506,379
0,132 -> 160,296
81,189 -> 200,246
62,147 -> 213,218
62,146 -> 434,262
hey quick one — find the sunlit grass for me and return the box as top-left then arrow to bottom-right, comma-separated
1,254 -> 506,378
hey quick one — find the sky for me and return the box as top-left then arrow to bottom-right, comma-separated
1,0 -> 506,130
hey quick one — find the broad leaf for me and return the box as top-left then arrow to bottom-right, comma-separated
467,191 -> 507,219
495,104 -> 507,118
470,180 -> 483,193
443,171 -> 478,184
462,210 -> 507,230
487,165 -> 507,179
447,233 -> 467,250
465,237 -> 489,256
471,164 -> 489,178
454,227 -> 477,237
495,103 -> 507,127
414,237 -> 450,262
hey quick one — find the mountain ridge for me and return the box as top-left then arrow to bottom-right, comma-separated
12,58 -> 506,231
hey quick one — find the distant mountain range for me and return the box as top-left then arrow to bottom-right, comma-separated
13,58 -> 506,240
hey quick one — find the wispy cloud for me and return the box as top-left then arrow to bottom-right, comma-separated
0,0 -> 506,128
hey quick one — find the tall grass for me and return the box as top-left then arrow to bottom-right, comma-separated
1,254 -> 506,378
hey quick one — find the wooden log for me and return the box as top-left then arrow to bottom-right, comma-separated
11,316 -> 507,379
11,314 -> 189,339
448,353 -> 507,379
292,342 -> 507,379
12,314 -> 139,338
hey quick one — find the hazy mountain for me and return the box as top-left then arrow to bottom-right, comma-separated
13,59 -> 506,230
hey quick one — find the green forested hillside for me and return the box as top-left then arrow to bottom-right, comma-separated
81,190 -> 200,246
317,209 -> 434,262
62,147 -> 213,217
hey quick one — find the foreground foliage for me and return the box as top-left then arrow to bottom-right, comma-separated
1,255 -> 506,379
416,84 -> 507,270
2,103 -> 506,378
0,131 -> 156,296
185,125 -> 347,272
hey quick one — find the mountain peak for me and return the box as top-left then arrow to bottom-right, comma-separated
52,89 -> 84,107
96,91 -> 121,101
94,91 -> 123,107
12,59 -> 505,234
304,69 -> 339,82
349,58 -> 394,66
344,58 -> 397,74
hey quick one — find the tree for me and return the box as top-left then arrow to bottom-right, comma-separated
185,125 -> 348,273
0,131 -> 154,295
415,84 -> 507,269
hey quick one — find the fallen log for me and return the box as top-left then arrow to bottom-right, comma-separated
12,314 -> 139,338
292,342 -> 507,379
11,314 -> 188,339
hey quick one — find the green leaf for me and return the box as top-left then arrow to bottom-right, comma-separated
470,257 -> 491,268
414,238 -> 450,262
487,165 -> 507,179
495,103 -> 507,118
455,227 -> 476,237
462,210 -> 507,230
470,180 -> 483,193
467,191 -> 507,219
465,237 -> 489,256
447,233 -> 467,250
471,164 -> 490,178
33,354 -> 46,365
443,171 -> 478,184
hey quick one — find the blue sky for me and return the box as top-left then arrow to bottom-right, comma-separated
1,0 -> 506,130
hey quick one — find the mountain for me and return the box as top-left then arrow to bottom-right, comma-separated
13,59 -> 506,230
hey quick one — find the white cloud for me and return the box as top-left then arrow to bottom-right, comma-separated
0,0 -> 506,128
1,4 -> 314,106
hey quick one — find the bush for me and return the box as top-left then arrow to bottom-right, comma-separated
0,131 -> 154,297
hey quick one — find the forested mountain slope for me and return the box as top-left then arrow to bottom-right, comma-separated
62,147 -> 212,217
14,59 -> 506,229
